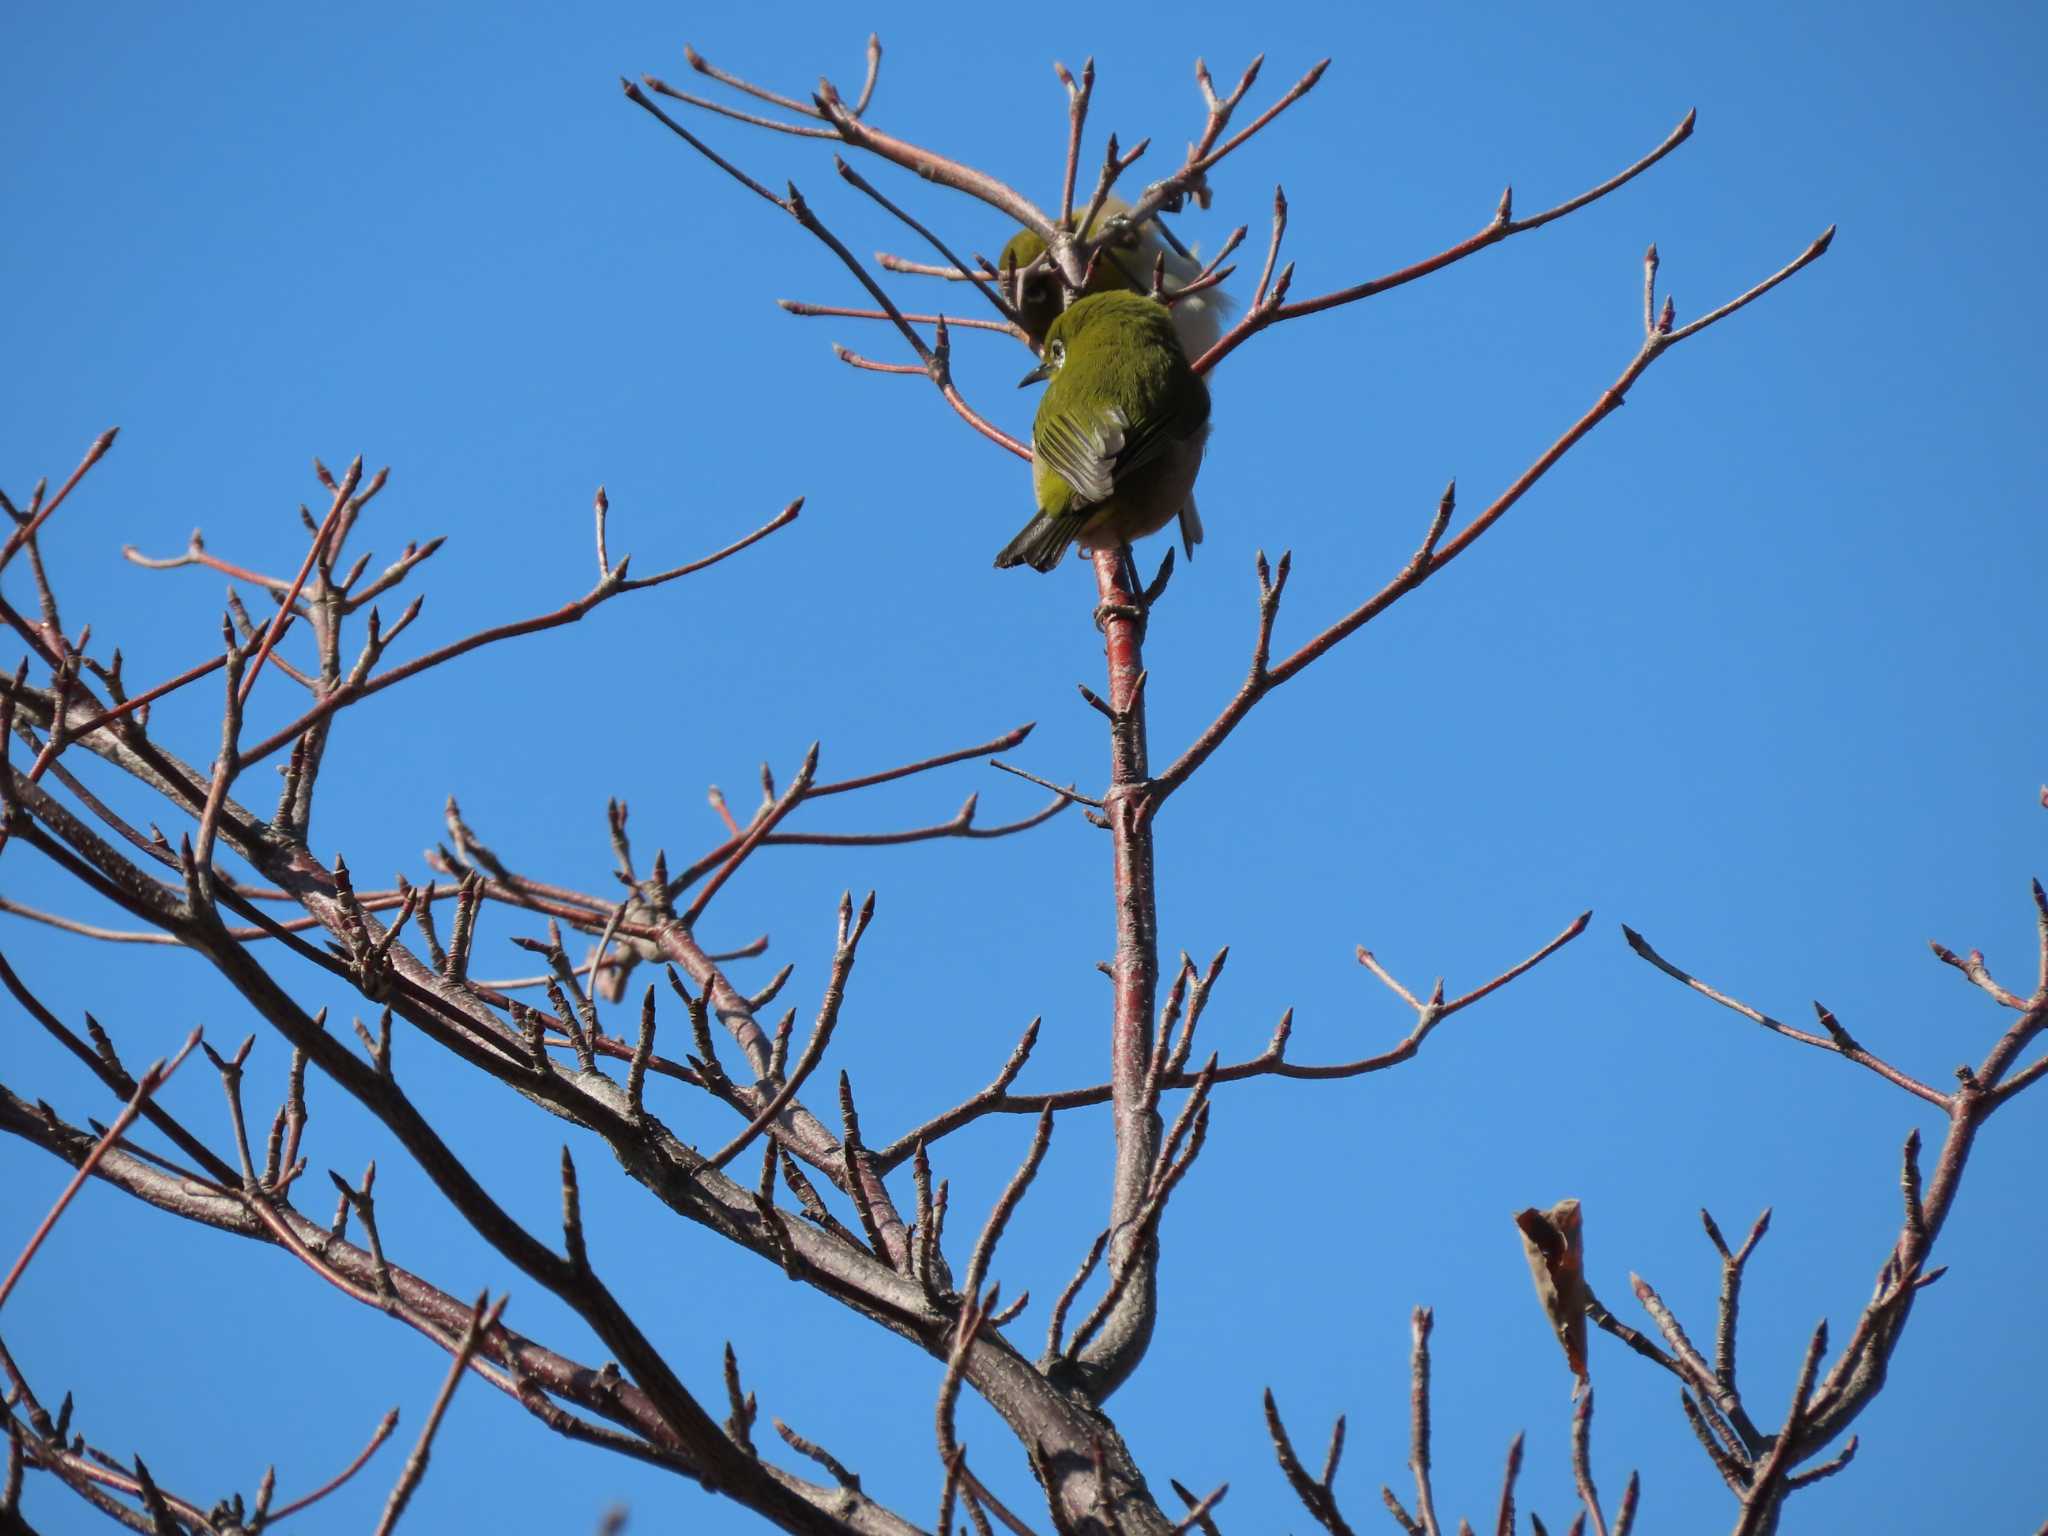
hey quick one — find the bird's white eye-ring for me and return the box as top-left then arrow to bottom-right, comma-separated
1048,340 -> 1066,368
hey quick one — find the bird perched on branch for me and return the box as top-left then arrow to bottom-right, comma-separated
994,290 -> 1211,574
998,194 -> 1233,362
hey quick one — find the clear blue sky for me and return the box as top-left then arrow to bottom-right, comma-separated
4,4 -> 2044,1532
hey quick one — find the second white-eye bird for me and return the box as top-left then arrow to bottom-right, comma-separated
998,194 -> 1233,363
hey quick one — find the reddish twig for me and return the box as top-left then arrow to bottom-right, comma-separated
0,429 -> 118,575
1265,1386 -> 1356,1536
0,1025 -> 202,1311
1192,110 -> 1696,375
371,1292 -> 507,1536
828,156 -> 1023,332
1168,1482 -> 1228,1535
240,458 -> 365,708
1056,58 -> 1094,227
1569,1389 -> 1610,1536
781,300 -> 1021,336
125,530 -> 303,592
625,83 -> 1028,459
874,254 -> 995,281
269,1409 -> 401,1522
642,73 -> 837,138
1620,926 -> 1948,1107
1155,227 -> 1833,803
702,899 -> 872,1171
1113,54 -> 1330,238
233,498 -> 800,765
1407,1307 -> 1441,1536
875,910 -> 1584,1167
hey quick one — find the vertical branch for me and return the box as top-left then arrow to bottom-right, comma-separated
1408,1307 -> 1442,1536
1494,1432 -> 1524,1536
1074,546 -> 1163,1399
1700,1208 -> 1770,1392
1569,1390 -> 1609,1536
1057,58 -> 1095,227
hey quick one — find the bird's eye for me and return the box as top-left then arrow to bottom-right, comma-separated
1048,340 -> 1065,368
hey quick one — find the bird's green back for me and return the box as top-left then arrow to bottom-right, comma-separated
1033,292 -> 1209,521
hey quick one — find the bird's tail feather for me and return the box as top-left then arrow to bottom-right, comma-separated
994,512 -> 1085,573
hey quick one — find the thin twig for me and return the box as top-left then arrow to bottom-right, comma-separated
371,1292 -> 508,1536
1622,927 -> 1946,1107
1155,227 -> 1833,803
0,1027 -> 202,1311
1191,111 -> 1697,375
269,1410 -> 401,1522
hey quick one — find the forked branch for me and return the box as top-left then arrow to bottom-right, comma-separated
1151,227 -> 1833,806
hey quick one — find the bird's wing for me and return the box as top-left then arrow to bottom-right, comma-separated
1035,379 -> 1210,511
1033,402 -> 1127,508
1105,372 -> 1211,487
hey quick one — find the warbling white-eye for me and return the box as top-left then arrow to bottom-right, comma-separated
994,290 -> 1210,573
998,194 -> 1232,362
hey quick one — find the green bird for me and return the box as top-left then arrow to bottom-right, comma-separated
998,194 -> 1233,362
994,290 -> 1211,573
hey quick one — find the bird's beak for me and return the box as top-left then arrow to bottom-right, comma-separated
1017,358 -> 1053,389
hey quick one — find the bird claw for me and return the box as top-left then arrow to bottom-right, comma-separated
1093,600 -> 1145,634
1093,543 -> 1152,636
